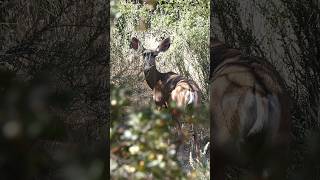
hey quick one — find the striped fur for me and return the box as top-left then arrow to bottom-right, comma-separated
170,79 -> 200,108
210,39 -> 291,179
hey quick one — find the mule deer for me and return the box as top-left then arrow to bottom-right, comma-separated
210,39 -> 291,179
130,37 -> 201,156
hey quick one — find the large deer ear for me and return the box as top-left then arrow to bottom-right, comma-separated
130,37 -> 141,50
156,38 -> 170,52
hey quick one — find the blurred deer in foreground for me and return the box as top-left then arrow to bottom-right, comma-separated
130,37 -> 201,156
210,38 -> 291,180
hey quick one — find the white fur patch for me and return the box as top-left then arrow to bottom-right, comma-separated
186,90 -> 196,105
247,93 -> 268,135
244,92 -> 281,137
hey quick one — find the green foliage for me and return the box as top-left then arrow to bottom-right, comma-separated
110,86 -> 210,179
111,0 -> 210,100
188,142 -> 210,179
110,86 -> 184,179
110,1 -> 210,178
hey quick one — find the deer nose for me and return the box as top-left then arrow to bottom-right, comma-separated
144,57 -> 151,62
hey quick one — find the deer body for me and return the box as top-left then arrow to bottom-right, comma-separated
144,62 -> 200,109
131,37 -> 201,155
210,40 -> 291,179
131,37 -> 201,109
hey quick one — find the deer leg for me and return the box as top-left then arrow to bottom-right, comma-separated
170,108 -> 184,143
170,114 -> 185,158
174,117 -> 184,144
192,124 -> 201,159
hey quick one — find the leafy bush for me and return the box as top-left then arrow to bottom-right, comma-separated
111,87 -> 182,179
111,0 -> 210,100
110,1 -> 210,179
110,86 -> 209,179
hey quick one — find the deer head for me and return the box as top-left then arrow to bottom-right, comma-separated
130,37 -> 170,70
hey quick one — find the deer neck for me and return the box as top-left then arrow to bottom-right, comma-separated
144,65 -> 162,89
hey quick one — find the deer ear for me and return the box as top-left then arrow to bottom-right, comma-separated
130,37 -> 141,50
156,38 -> 171,52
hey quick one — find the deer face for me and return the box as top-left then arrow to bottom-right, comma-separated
142,49 -> 159,69
130,37 -> 171,69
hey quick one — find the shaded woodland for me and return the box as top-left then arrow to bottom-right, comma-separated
0,1 -> 108,179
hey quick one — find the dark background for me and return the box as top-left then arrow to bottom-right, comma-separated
0,1 -> 108,179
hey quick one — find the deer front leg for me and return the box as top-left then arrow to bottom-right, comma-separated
192,124 -> 201,159
171,108 -> 185,151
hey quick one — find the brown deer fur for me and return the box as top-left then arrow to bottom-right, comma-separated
130,37 -> 201,155
210,39 -> 291,180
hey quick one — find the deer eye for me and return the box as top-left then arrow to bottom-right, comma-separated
142,53 -> 148,57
